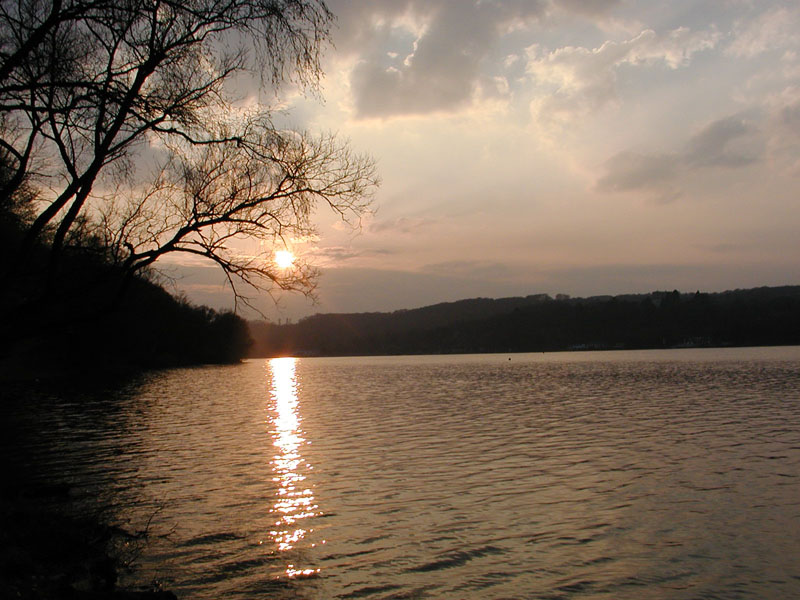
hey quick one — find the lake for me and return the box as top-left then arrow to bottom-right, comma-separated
6,347 -> 800,599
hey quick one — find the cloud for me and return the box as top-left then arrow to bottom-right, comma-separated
595,151 -> 682,203
596,113 -> 762,201
553,0 -> 621,17
726,6 -> 800,58
773,95 -> 800,129
342,1 -> 548,118
305,245 -> 393,266
766,91 -> 800,175
685,114 -> 759,167
369,216 -> 436,234
527,27 -> 719,124
326,1 -> 717,121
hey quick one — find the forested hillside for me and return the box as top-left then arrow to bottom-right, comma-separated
249,287 -> 800,357
1,204 -> 252,380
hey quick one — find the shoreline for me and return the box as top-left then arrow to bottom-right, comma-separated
1,461 -> 179,599
0,381 -> 178,599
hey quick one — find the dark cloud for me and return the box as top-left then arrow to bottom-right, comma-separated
595,151 -> 682,202
597,113 -> 763,201
554,0 -> 622,17
685,115 -> 759,167
776,98 -> 800,131
596,151 -> 680,192
369,216 -> 435,234
329,0 -> 548,118
767,97 -> 800,175
307,246 -> 393,263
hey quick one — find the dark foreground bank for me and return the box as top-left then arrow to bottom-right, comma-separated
0,380 -> 178,599
1,205 -> 253,384
0,483 -> 177,599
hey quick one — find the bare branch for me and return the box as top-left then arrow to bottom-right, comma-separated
2,1 -> 379,309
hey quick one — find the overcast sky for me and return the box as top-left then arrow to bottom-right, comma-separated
171,0 -> 800,320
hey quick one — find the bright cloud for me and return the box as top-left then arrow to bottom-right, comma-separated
527,27 -> 719,126
727,6 -> 800,58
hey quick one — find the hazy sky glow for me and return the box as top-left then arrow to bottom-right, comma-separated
172,0 -> 800,319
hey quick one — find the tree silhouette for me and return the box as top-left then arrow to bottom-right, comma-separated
0,0 -> 377,306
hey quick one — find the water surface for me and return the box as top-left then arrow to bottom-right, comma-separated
7,347 -> 800,599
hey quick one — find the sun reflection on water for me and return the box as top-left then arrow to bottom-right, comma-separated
267,357 -> 321,578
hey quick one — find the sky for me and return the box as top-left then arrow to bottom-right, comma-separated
169,0 -> 800,320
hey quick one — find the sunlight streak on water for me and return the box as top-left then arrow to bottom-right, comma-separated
267,357 -> 320,579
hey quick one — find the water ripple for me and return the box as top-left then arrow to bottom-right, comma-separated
5,347 -> 800,599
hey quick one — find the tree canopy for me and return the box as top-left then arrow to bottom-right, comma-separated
0,0 -> 377,308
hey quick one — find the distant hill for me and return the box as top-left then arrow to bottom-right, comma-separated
248,286 -> 800,357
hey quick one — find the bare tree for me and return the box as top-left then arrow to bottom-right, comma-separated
99,119 -> 377,310
0,0 -> 377,304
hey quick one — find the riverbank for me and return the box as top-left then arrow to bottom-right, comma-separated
0,483 -> 176,599
1,382 -> 177,599
0,330 -> 248,386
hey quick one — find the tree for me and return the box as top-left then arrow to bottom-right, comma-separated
0,0 -> 377,307
100,120 -> 375,308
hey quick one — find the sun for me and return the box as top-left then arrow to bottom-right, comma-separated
274,250 -> 295,269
